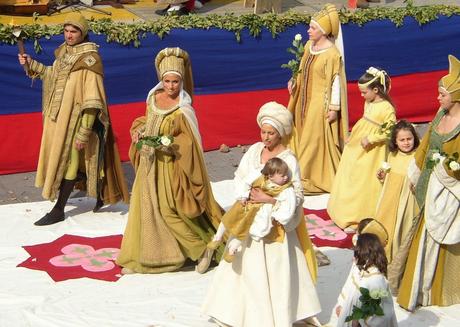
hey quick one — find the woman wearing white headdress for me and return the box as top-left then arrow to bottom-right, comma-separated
116,47 -> 224,274
203,102 -> 321,327
287,3 -> 349,195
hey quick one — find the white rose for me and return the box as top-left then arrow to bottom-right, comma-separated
369,289 -> 380,300
294,34 -> 302,41
378,289 -> 389,298
160,136 -> 172,146
381,161 -> 391,172
432,152 -> 443,161
449,160 -> 460,171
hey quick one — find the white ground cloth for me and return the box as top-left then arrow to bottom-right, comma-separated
0,180 -> 459,326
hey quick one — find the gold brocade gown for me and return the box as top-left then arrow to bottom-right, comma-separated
327,100 -> 395,229
117,100 -> 223,273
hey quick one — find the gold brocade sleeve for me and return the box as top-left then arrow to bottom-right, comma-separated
128,116 -> 147,172
171,114 -> 209,218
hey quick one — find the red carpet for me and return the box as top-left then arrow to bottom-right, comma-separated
18,234 -> 123,282
305,208 -> 354,249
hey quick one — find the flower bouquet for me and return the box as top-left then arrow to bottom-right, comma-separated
345,287 -> 388,325
378,120 -> 396,138
281,33 -> 305,80
136,135 -> 174,151
426,149 -> 460,171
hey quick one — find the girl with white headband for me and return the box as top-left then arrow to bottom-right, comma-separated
328,67 -> 396,231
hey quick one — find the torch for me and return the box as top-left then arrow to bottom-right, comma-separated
12,23 -> 30,75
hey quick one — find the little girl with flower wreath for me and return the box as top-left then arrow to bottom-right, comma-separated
328,67 -> 396,231
335,233 -> 397,327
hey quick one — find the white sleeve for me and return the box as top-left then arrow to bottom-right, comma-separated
271,187 -> 297,226
281,153 -> 304,208
233,144 -> 259,199
249,204 -> 273,240
330,75 -> 341,107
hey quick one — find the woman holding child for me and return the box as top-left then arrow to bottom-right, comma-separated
203,102 -> 321,327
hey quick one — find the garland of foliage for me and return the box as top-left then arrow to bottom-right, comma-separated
0,1 -> 459,53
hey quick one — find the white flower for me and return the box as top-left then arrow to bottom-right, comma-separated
381,161 -> 391,172
369,288 -> 389,300
449,160 -> 460,171
294,33 -> 302,41
160,136 -> 172,146
432,152 -> 444,161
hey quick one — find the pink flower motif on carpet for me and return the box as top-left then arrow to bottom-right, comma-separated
49,244 -> 120,272
306,214 -> 347,241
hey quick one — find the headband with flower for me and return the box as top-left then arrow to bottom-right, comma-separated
358,67 -> 390,93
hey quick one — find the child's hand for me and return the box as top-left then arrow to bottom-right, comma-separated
361,137 -> 370,149
410,182 -> 416,194
240,198 -> 248,206
335,305 -> 342,317
376,169 -> 386,182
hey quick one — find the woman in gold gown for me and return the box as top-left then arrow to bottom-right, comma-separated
287,3 -> 348,194
394,55 -> 460,311
116,48 -> 223,274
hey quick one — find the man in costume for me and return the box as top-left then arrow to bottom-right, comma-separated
17,13 -> 129,226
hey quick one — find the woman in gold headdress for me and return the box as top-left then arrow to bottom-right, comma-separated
394,55 -> 460,310
287,3 -> 348,194
116,47 -> 223,274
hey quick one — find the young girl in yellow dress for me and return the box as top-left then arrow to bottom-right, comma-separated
328,67 -> 396,230
374,120 -> 420,264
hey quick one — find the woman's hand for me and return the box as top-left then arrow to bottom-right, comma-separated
287,79 -> 293,95
335,305 -> 342,317
156,145 -> 175,156
249,187 -> 276,205
18,53 -> 31,66
131,131 -> 141,144
327,110 -> 338,123
361,137 -> 370,150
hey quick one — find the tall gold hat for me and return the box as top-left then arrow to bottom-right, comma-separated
311,3 -> 340,38
63,12 -> 89,38
155,47 -> 194,97
440,55 -> 460,103
361,219 -> 389,246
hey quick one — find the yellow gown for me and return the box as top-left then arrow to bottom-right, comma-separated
287,41 -> 348,194
116,87 -> 223,273
374,150 -> 418,263
396,109 -> 460,310
328,100 -> 396,229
